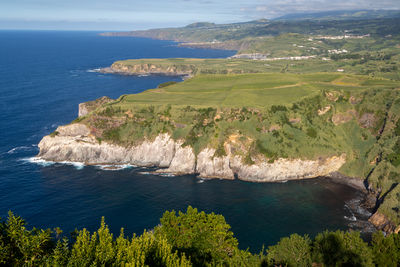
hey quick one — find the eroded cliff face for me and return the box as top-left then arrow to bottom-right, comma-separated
369,211 -> 400,234
39,124 -> 176,167
38,123 -> 347,182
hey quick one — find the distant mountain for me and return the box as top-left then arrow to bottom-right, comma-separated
185,22 -> 216,28
274,9 -> 400,21
101,15 -> 400,43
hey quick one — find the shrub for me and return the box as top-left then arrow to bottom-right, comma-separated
306,127 -> 317,138
158,81 -> 178,88
371,231 -> 399,266
265,234 -> 312,267
155,206 -> 238,266
312,230 -> 373,267
103,128 -> 120,143
49,131 -> 59,137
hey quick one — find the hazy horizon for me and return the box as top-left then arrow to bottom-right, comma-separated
1,0 -> 400,31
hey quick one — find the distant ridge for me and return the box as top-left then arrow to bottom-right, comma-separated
185,22 -> 216,28
273,9 -> 400,21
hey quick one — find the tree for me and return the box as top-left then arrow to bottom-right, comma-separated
264,234 -> 312,267
156,206 -> 239,266
371,231 -> 398,267
313,230 -> 373,267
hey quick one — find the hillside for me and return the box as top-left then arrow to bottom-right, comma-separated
274,9 -> 400,21
38,72 -> 400,231
39,15 -> 400,234
101,17 -> 400,43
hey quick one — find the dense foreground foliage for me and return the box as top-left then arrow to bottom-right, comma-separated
1,207 -> 400,266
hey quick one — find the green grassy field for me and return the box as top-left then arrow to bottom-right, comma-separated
114,50 -> 400,80
115,73 -> 399,108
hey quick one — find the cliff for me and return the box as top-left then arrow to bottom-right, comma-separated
37,71 -> 400,233
369,211 -> 400,234
78,96 -> 113,117
38,123 -> 346,182
100,61 -> 195,76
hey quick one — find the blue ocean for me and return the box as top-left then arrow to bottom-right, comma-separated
0,30 -> 370,251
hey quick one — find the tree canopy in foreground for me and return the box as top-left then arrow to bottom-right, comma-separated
1,207 -> 400,266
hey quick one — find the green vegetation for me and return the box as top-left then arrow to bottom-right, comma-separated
77,72 -> 400,222
95,14 -> 400,230
274,10 -> 400,21
111,73 -> 398,107
2,208 -> 400,266
49,131 -> 59,137
103,16 -> 400,42
114,42 -> 400,80
158,81 -> 178,88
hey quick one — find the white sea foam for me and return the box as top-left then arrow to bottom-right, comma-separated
61,161 -> 85,170
22,157 -> 85,170
159,173 -> 175,177
87,68 -> 101,73
96,164 -> 135,171
344,215 -> 357,222
197,179 -> 205,183
343,203 -> 359,222
22,157 -> 55,167
7,146 -> 34,154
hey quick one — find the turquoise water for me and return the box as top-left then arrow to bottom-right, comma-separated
0,31 -> 369,251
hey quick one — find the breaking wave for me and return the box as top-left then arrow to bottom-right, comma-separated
22,157 -> 85,170
95,164 -> 135,171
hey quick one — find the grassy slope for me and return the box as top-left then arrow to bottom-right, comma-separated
77,71 -> 400,223
117,73 -> 397,107
97,17 -> 400,223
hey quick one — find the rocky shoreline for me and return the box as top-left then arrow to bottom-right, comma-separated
98,67 -> 191,78
38,120 -> 400,233
38,123 -> 347,182
98,61 -> 194,78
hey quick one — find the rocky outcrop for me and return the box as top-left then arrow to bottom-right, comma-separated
157,142 -> 196,174
39,124 -> 176,167
100,62 -> 194,76
369,211 -> 400,234
332,110 -> 357,125
38,123 -> 348,182
78,96 -> 113,117
230,155 -> 346,182
196,148 -> 234,179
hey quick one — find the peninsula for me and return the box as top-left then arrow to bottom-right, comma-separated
38,14 -> 400,233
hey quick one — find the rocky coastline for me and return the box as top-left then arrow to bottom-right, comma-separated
38,123 -> 348,182
98,62 -> 194,77
36,97 -> 400,233
37,122 -> 386,232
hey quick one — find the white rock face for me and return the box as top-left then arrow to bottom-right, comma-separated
158,141 -> 196,174
39,124 -> 176,167
196,148 -> 234,179
230,155 -> 346,182
38,123 -> 346,182
78,103 -> 89,117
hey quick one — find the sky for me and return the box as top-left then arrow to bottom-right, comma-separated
0,0 -> 399,31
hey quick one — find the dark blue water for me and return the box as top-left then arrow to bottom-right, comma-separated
0,31 -> 366,251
